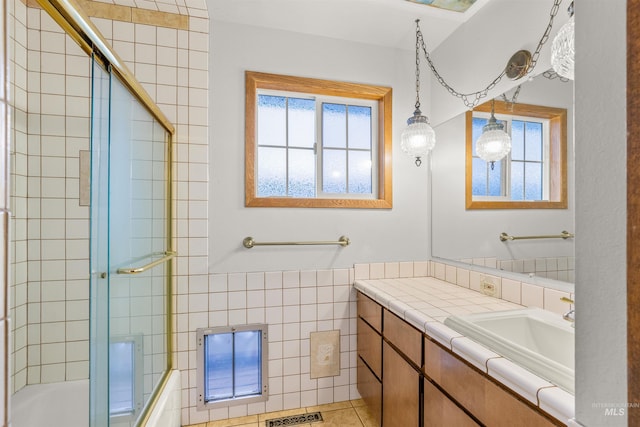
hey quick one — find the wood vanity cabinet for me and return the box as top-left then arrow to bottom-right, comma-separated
357,293 -> 382,426
355,291 -> 564,427
424,337 -> 560,427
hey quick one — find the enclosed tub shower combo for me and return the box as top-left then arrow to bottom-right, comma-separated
8,0 -> 178,425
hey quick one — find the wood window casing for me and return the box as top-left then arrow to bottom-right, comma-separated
465,100 -> 568,210
245,71 -> 393,208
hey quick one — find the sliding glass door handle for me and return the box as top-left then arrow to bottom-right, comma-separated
116,251 -> 177,275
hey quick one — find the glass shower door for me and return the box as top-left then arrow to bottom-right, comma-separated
90,57 -> 173,427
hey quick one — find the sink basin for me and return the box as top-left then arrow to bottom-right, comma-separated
444,307 -> 574,393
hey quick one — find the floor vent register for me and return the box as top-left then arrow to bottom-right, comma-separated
265,411 -> 323,426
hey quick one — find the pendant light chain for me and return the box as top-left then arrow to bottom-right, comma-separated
414,0 -> 563,109
528,0 -> 563,75
414,22 -> 422,112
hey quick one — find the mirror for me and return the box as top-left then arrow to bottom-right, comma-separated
431,71 -> 575,284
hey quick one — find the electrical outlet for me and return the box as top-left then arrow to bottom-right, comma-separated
480,276 -> 496,296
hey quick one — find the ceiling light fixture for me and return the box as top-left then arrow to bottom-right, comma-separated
475,99 -> 512,169
400,20 -> 436,167
551,1 -> 575,80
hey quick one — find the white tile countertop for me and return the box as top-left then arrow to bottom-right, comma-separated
354,276 -> 575,426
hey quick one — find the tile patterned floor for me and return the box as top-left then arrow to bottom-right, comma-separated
186,399 -> 377,427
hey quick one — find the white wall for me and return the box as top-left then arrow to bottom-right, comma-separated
208,20 -> 432,273
431,75 -> 575,262
575,0 -> 627,425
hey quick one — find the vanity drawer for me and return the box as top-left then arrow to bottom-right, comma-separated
357,316 -> 382,378
424,377 -> 480,427
424,337 -> 560,427
357,292 -> 382,332
383,309 -> 422,367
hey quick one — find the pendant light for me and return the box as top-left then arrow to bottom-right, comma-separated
476,99 -> 511,169
551,1 -> 574,80
400,20 -> 436,167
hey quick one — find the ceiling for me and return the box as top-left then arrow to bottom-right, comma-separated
207,0 -> 492,51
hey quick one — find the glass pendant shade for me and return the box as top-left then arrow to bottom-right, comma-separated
476,114 -> 511,164
401,110 -> 436,166
551,15 -> 574,80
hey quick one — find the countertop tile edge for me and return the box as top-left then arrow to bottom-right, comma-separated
538,386 -> 576,425
486,357 -> 555,405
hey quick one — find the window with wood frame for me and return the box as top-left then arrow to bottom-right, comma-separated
245,71 -> 392,208
466,100 -> 567,209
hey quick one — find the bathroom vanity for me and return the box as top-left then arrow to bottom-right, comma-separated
355,277 -> 574,427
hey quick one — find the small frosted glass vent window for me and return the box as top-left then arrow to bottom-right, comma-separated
197,325 -> 268,409
109,336 -> 143,419
471,113 -> 548,201
256,91 -> 377,199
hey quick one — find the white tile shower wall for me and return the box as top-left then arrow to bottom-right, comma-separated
178,268 -> 359,425
16,6 -> 92,388
4,1 -> 14,423
9,0 -> 30,393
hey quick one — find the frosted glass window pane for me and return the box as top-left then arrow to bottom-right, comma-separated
511,120 -> 525,160
323,149 -> 346,193
257,147 -> 286,197
511,161 -> 524,200
288,149 -> 315,197
258,95 -> 286,147
323,103 -> 346,148
525,162 -> 543,200
488,161 -> 502,197
204,333 -> 233,401
348,151 -> 372,194
472,158 -> 487,196
234,331 -> 262,397
348,105 -> 372,150
288,98 -> 315,148
471,117 -> 487,156
525,121 -> 543,161
110,341 -> 134,415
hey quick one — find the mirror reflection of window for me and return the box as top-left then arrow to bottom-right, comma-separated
471,114 -> 549,201
465,100 -> 567,210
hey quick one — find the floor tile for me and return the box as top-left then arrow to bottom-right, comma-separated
314,408 -> 363,426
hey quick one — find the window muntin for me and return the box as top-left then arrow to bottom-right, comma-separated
246,71 -> 392,209
196,324 -> 268,409
465,100 -> 567,210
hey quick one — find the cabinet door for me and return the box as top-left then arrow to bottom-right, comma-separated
424,378 -> 480,427
357,357 -> 382,426
383,341 -> 420,427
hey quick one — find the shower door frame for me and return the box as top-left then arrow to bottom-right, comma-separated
35,0 -> 176,425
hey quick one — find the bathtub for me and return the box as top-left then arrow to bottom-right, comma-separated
11,379 -> 90,427
11,370 -> 181,427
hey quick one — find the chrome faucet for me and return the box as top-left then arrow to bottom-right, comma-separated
560,296 -> 575,326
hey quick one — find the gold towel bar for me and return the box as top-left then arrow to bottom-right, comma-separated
499,231 -> 574,242
243,236 -> 350,249
117,251 -> 177,274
